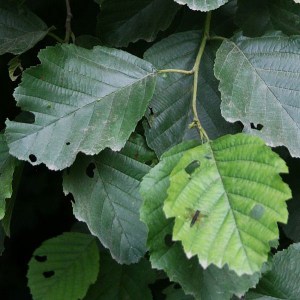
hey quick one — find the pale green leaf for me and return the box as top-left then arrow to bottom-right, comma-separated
144,31 -> 238,157
0,3 -> 48,55
245,243 -> 300,299
27,232 -> 99,300
174,0 -> 229,11
0,134 -> 19,220
140,141 -> 260,299
5,44 -> 156,170
214,32 -> 300,158
164,134 -> 291,275
63,143 -> 150,264
97,0 -> 180,47
84,253 -> 155,300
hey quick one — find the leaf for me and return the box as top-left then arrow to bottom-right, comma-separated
0,3 -> 48,55
0,134 -> 19,220
96,0 -> 180,47
163,285 -> 194,300
140,141 -> 260,299
0,222 -> 5,255
214,32 -> 300,158
236,0 -> 300,36
163,134 -> 291,275
84,253 -> 155,300
63,143 -> 150,264
173,0 -> 229,12
27,232 -> 99,300
5,44 -> 156,170
245,243 -> 300,299
144,31 -> 238,157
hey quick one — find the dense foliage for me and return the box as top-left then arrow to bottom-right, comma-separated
1,0 -> 300,299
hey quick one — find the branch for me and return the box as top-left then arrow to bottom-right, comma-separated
65,0 -> 73,43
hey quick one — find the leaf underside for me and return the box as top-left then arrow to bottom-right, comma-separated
174,0 -> 229,11
5,44 -> 156,170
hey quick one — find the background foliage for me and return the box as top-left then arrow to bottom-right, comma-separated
1,0 -> 300,299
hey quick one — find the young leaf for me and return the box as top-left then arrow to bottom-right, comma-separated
0,4 -> 48,55
63,143 -> 150,264
140,141 -> 260,299
27,232 -> 99,300
0,134 -> 19,220
174,0 -> 229,12
245,243 -> 300,299
144,31 -> 238,157
84,253 -> 155,300
5,44 -> 156,170
164,134 -> 291,275
215,32 -> 300,158
97,0 -> 180,47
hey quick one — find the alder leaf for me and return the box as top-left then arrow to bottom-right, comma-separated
140,141 -> 260,299
5,44 -> 156,170
163,134 -> 291,275
215,32 -> 300,158
27,232 -> 99,300
97,0 -> 180,47
0,3 -> 48,55
63,143 -> 150,264
245,243 -> 300,299
84,254 -> 155,300
144,31 -> 238,157
174,0 -> 229,11
0,134 -> 19,220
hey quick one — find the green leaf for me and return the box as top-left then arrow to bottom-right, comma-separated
27,232 -> 99,300
140,140 -> 260,299
144,31 -> 238,157
0,3 -> 48,55
174,0 -> 229,11
163,134 -> 291,275
63,144 -> 150,264
214,32 -> 300,158
84,253 -> 155,300
236,0 -> 300,36
246,243 -> 300,299
0,134 -> 19,220
0,222 -> 5,255
163,285 -> 194,300
5,44 -> 156,170
96,0 -> 180,47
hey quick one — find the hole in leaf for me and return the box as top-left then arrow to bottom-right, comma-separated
29,154 -> 37,163
86,163 -> 96,178
66,142 -> 70,146
164,234 -> 174,247
174,283 -> 181,289
15,111 -> 35,124
35,255 -> 47,262
43,271 -> 55,278
184,160 -> 200,175
250,123 -> 264,131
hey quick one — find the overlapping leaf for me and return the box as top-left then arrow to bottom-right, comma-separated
0,134 -> 19,220
144,31 -> 238,157
97,0 -> 180,47
215,32 -> 300,158
5,44 -> 156,170
163,134 -> 291,275
140,141 -> 260,299
63,142 -> 150,264
27,232 -> 99,300
174,0 -> 229,11
0,3 -> 48,55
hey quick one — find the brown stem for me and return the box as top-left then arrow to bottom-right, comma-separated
65,0 -> 73,43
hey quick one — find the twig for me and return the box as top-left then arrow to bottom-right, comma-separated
65,0 -> 73,43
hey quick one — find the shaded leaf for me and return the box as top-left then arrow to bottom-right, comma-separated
96,0 -> 180,47
144,31 -> 238,157
140,140 -> 260,299
27,232 -> 99,300
163,284 -> 194,300
84,253 -> 155,300
0,134 -> 19,220
164,134 -> 290,275
174,0 -> 229,12
63,143 -> 150,264
0,3 -> 48,55
0,222 -> 5,255
5,44 -> 156,170
214,32 -> 300,158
